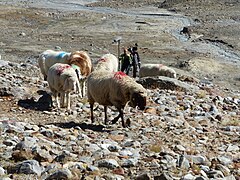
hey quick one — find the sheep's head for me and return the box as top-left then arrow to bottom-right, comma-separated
63,77 -> 77,92
129,91 -> 147,110
69,51 -> 92,76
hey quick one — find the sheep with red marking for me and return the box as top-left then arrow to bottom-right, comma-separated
47,63 -> 81,110
139,63 -> 177,78
94,53 -> 118,72
87,71 -> 147,127
38,50 -> 71,80
38,49 -> 92,97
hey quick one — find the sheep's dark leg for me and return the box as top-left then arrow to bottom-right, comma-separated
90,103 -> 94,123
112,108 -> 125,128
60,92 -> 65,108
104,106 -> 108,125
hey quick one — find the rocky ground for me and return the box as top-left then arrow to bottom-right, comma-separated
0,0 -> 239,179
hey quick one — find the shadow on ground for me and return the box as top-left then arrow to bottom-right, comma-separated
17,90 -> 53,111
51,121 -> 110,132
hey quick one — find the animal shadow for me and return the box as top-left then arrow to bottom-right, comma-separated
17,90 -> 53,111
52,121 -> 110,133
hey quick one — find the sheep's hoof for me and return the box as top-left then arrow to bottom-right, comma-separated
125,118 -> 131,127
66,109 -> 72,114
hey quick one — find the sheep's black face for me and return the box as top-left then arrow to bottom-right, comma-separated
129,92 -> 146,110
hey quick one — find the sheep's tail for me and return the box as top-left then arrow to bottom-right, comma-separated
38,53 -> 47,80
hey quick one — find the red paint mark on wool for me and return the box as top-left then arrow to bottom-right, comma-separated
114,71 -> 127,80
98,58 -> 107,62
159,64 -> 164,69
56,64 -> 71,75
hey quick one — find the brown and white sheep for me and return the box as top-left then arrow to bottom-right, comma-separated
87,71 -> 147,127
47,63 -> 81,110
38,49 -> 92,97
94,53 -> 119,72
139,63 -> 177,78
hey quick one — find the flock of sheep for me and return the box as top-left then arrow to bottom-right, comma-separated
38,49 -> 177,127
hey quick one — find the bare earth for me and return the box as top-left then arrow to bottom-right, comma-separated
0,0 -> 239,121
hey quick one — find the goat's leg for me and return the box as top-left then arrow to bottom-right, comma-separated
104,106 -> 108,125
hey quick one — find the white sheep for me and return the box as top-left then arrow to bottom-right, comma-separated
87,71 -> 147,127
47,63 -> 81,110
94,53 -> 119,72
38,50 -> 71,80
38,50 -> 92,97
139,63 -> 177,78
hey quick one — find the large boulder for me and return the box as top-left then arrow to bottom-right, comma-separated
137,76 -> 199,92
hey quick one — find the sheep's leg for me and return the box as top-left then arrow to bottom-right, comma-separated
82,81 -> 86,97
112,108 -> 125,127
90,103 -> 94,123
60,92 -> 65,108
79,81 -> 83,98
66,92 -> 70,110
104,106 -> 108,125
76,81 -> 82,98
55,93 -> 60,109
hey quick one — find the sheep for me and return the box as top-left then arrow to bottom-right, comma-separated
68,51 -> 92,97
47,63 -> 81,110
139,63 -> 177,78
38,49 -> 92,97
94,53 -> 118,72
38,50 -> 71,80
87,71 -> 147,127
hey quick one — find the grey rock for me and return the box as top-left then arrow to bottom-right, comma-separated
177,155 -> 190,169
226,144 -> 239,152
218,156 -> 233,165
207,170 -> 224,178
9,160 -> 43,176
96,159 -> 119,169
200,165 -> 210,173
87,165 -> 99,172
195,177 -> 207,180
137,76 -> 199,92
32,146 -> 53,162
14,137 -> 38,150
185,155 -> 206,165
45,169 -> 72,180
136,173 -> 151,180
223,126 -> 240,132
0,166 -> 6,175
216,164 -> 231,176
121,158 -> 138,167
0,60 -> 9,67
182,173 -> 195,180
224,175 -> 237,180
3,139 -> 17,146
